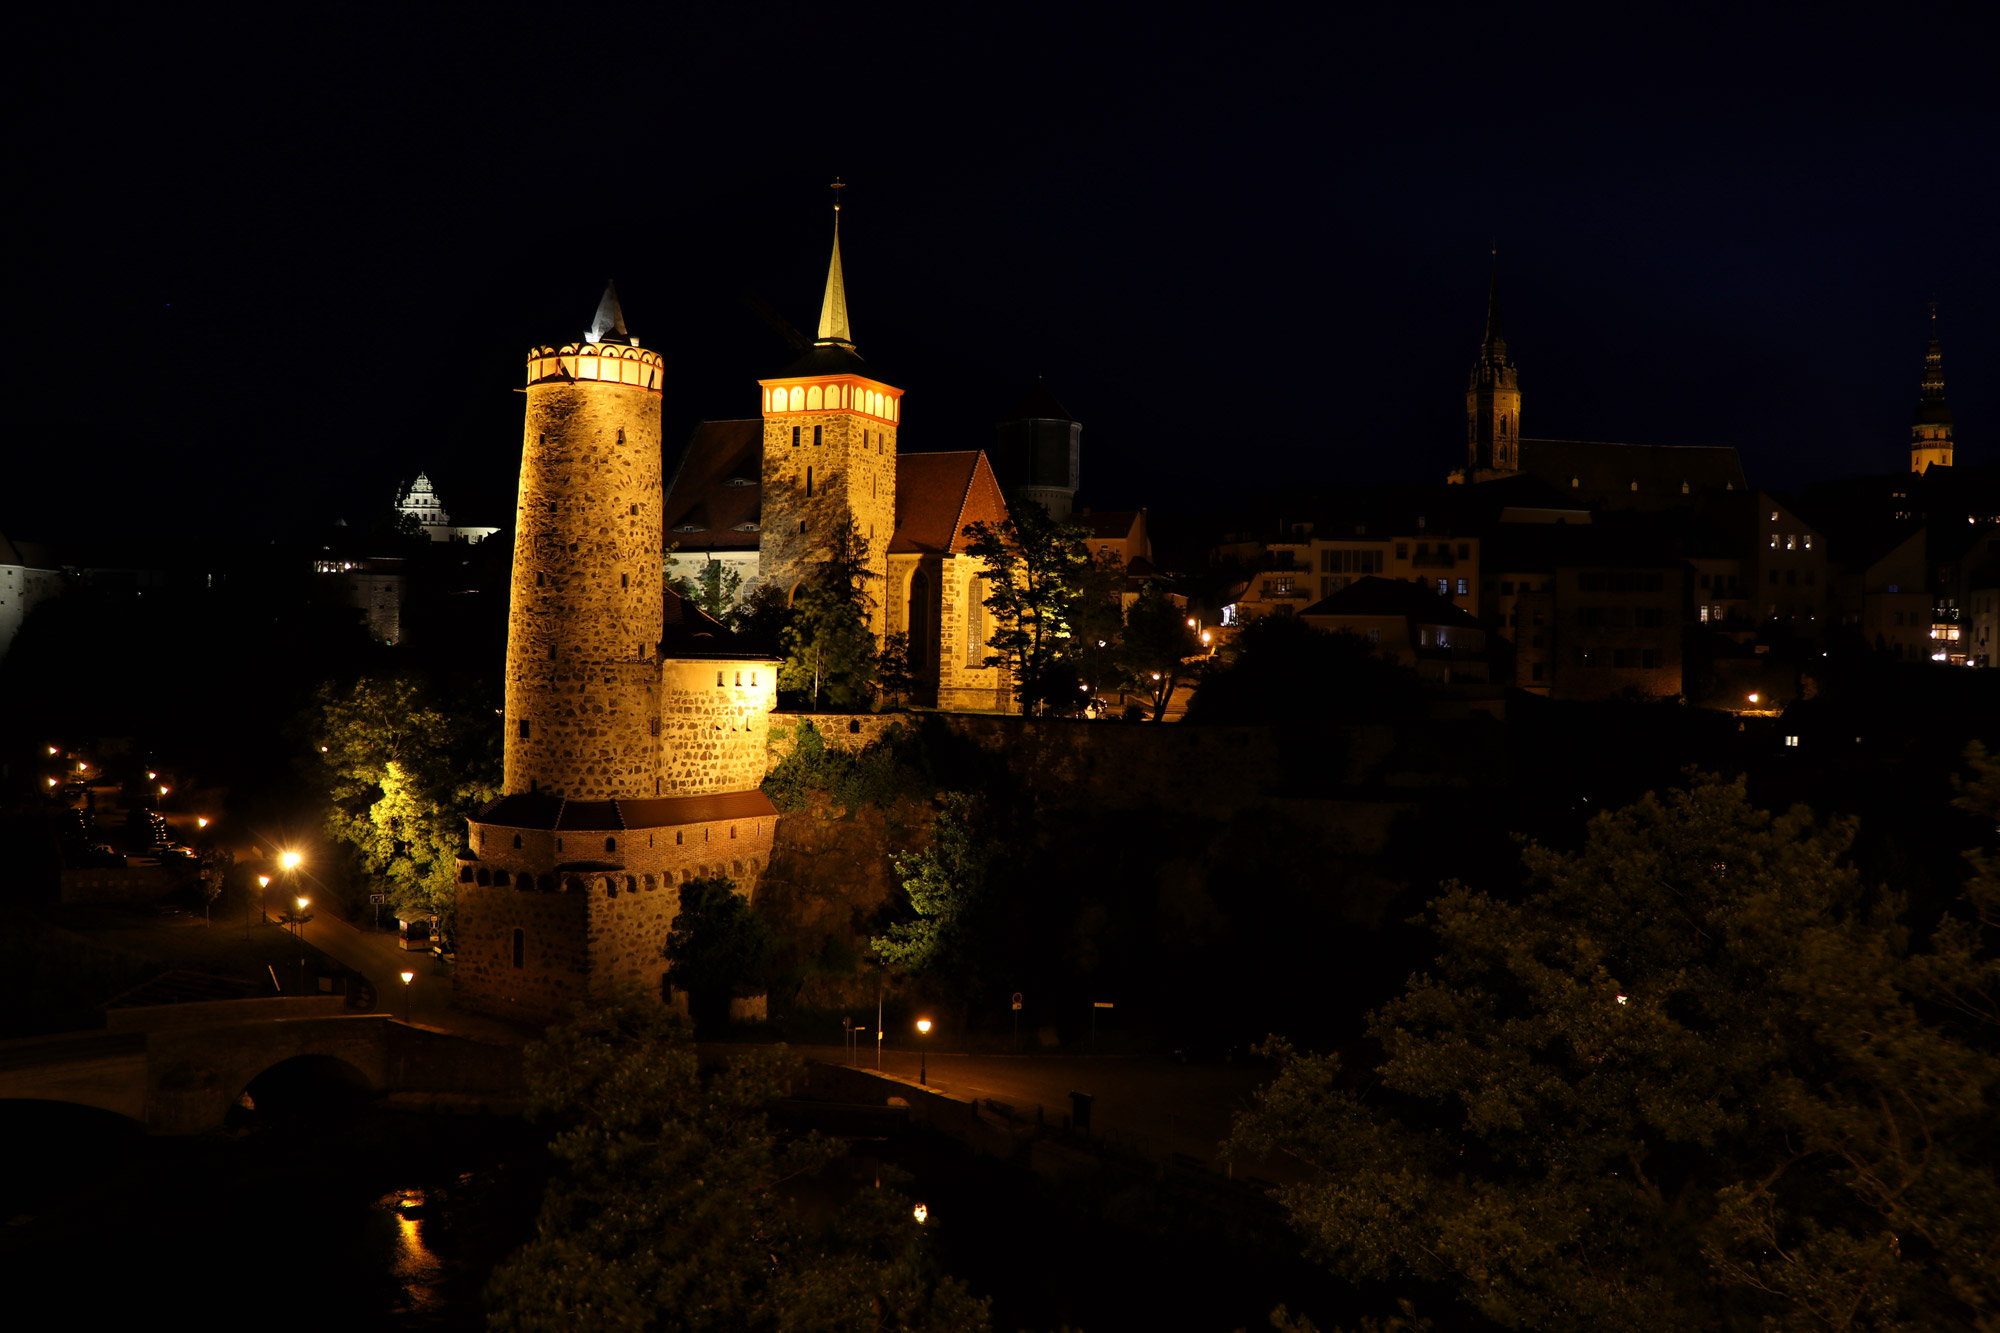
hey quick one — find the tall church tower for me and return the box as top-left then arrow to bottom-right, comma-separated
1910,305 -> 1954,474
758,184 -> 901,622
1465,256 -> 1521,476
504,283 -> 666,800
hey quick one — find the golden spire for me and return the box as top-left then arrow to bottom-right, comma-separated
816,179 -> 853,347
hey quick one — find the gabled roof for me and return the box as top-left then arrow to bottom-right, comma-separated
1301,575 -> 1484,628
891,451 -> 1010,555
664,420 -> 763,551
1076,509 -> 1143,541
1517,439 -> 1747,508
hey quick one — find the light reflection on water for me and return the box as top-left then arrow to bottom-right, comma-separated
377,1189 -> 444,1312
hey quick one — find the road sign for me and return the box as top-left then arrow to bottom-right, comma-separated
1093,1001 -> 1114,1009
368,894 -> 387,904
1011,992 -> 1023,1011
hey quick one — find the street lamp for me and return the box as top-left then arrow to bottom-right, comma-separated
280,850 -> 302,870
255,874 -> 271,931
295,896 -> 311,993
916,1017 -> 932,1085
400,970 -> 415,1023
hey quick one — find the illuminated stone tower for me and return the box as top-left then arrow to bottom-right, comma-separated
1910,305 -> 1954,474
1466,255 -> 1521,477
758,184 -> 901,623
504,283 -> 666,800
456,285 -> 782,1025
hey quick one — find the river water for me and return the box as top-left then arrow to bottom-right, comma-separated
0,1097 -> 1347,1328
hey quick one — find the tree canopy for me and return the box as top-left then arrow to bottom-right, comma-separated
486,996 -> 990,1332
663,877 -> 778,1033
299,670 -> 501,925
963,502 -> 1096,715
871,793 -> 994,992
1229,770 -> 2000,1333
780,521 -> 880,711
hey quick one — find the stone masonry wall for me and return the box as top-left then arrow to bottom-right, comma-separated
759,397 -> 896,612
935,552 -> 1011,711
659,658 -> 778,795
504,364 -> 665,800
465,817 -> 777,889
453,878 -> 590,1023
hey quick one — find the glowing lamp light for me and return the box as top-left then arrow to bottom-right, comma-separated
1615,994 -> 1629,1005
280,851 -> 302,870
147,771 -> 157,780
196,817 -> 209,828
47,746 -> 58,755
1746,693 -> 1760,704
1201,631 -> 1212,644
46,778 -> 57,787
296,896 -> 309,912
1186,618 -> 1197,629
400,971 -> 415,986
319,745 -> 329,753
1079,683 -> 1089,692
258,875 -> 271,888
158,785 -> 170,796
916,1018 -> 932,1035
912,1203 -> 929,1225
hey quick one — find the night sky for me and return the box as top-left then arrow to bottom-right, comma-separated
9,5 -> 1996,547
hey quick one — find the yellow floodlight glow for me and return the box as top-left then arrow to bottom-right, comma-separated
197,817 -> 209,828
916,1018 -> 932,1034
258,875 -> 271,888
280,851 -> 302,870
912,1202 -> 928,1224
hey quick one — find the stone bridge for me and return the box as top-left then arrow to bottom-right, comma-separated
0,998 -> 524,1133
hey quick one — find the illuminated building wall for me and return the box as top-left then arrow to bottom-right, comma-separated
503,336 -> 668,801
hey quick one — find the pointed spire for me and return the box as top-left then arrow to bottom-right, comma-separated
816,179 -> 853,348
1483,245 -> 1505,347
1915,300 -> 1951,424
587,281 -> 633,346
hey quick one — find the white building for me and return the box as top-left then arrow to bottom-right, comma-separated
0,530 -> 64,663
397,472 -> 499,545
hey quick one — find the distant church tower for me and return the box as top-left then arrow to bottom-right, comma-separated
995,382 -> 1081,519
758,183 -> 901,624
1465,255 -> 1521,477
1910,305 -> 1954,474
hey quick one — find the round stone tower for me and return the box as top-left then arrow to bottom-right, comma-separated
504,283 -> 668,800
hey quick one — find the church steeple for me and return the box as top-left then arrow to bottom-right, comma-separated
1910,303 -> 1954,473
1465,250 -> 1521,476
587,280 -> 636,346
816,180 -> 853,349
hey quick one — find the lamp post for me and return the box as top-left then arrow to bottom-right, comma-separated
400,971 -> 415,1023
255,875 -> 271,931
916,1017 -> 932,1086
295,895 -> 310,994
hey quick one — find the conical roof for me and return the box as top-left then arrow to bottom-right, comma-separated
1002,380 -> 1075,422
588,281 -> 634,345
1914,313 -> 1952,428
817,216 -> 853,348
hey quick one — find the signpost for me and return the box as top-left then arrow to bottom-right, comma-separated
369,893 -> 387,928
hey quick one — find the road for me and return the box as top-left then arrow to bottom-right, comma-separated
286,903 -> 536,1045
749,1042 -> 1287,1174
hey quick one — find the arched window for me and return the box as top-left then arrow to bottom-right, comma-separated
605,836 -> 616,853
1500,416 -> 1509,437
787,386 -> 804,412
511,928 -> 525,968
512,834 -> 522,849
966,577 -> 986,666
806,385 -> 823,410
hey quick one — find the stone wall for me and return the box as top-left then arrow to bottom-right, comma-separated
504,358 -> 665,800
659,658 -> 778,795
587,876 -> 684,1003
465,816 -> 776,890
759,400 -> 898,606
452,878 -> 590,1023
935,552 -> 1011,711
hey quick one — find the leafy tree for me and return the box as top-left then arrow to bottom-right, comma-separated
663,877 -> 777,1034
1229,773 -> 2000,1333
730,581 -> 791,644
780,521 -> 879,710
1120,581 -> 1200,720
877,632 -> 917,708
486,996 -> 991,1332
963,501 -> 1094,715
872,794 -> 992,991
1066,549 -> 1133,704
300,671 -> 501,928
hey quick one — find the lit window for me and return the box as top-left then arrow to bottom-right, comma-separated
1803,534 -> 1812,549
1457,578 -> 1469,596
1769,534 -> 1779,549
1785,736 -> 1799,747
1699,606 -> 1710,623
1786,534 -> 1796,550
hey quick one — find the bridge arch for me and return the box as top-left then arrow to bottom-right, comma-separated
231,1052 -> 379,1123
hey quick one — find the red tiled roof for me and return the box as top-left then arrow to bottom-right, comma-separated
664,420 -> 763,551
476,788 -> 778,832
890,451 -> 1010,554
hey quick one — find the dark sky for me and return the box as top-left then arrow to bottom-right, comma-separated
8,3 -> 1996,546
